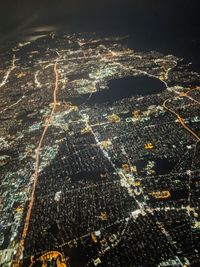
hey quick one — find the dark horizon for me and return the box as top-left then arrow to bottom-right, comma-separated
1,1 -> 200,70
0,0 -> 199,40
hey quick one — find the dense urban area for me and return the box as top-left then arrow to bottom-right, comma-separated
0,32 -> 199,267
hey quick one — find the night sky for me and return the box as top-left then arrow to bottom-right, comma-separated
0,0 -> 199,67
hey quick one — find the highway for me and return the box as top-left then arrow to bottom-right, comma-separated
0,54 -> 16,88
12,62 -> 59,266
163,93 -> 200,142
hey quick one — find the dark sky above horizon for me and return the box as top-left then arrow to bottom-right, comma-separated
0,0 -> 199,65
0,0 -> 199,37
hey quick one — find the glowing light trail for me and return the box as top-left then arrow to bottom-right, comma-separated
13,62 -> 59,266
